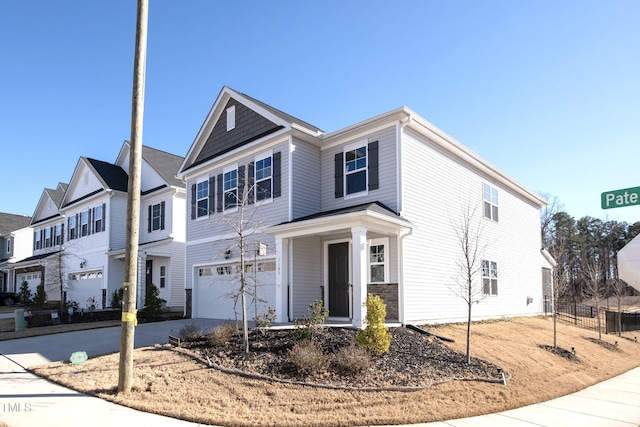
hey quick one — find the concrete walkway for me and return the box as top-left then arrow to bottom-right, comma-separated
1,319 -> 640,427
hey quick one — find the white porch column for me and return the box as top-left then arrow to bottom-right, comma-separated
351,226 -> 368,329
275,237 -> 288,323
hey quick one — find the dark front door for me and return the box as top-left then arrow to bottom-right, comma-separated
146,260 -> 153,290
328,242 -> 350,318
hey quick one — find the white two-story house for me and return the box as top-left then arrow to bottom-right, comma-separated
12,142 -> 186,311
178,86 -> 552,328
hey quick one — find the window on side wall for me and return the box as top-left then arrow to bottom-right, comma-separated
369,238 -> 389,284
483,183 -> 499,222
255,154 -> 272,202
196,179 -> 209,217
223,168 -> 238,210
345,144 -> 367,196
482,260 -> 498,296
159,265 -> 166,288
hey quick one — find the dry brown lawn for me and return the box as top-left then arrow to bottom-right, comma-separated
30,316 -> 640,427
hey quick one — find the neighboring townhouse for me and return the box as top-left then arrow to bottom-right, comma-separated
10,183 -> 67,301
57,142 -> 186,310
0,212 -> 32,294
111,142 -> 187,311
8,142 -> 186,311
178,87 -> 552,328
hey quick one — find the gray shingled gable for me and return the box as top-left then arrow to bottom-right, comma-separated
142,145 -> 184,188
85,158 -> 129,192
0,212 -> 32,236
240,91 -> 323,134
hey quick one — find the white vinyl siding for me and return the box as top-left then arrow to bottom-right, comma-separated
321,125 -> 398,212
291,139 -> 321,219
400,128 -> 545,324
291,236 -> 323,320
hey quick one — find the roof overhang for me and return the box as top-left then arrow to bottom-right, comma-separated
267,207 -> 412,240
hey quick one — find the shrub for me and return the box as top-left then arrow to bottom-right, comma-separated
292,300 -> 329,341
18,280 -> 33,305
110,287 -> 124,310
356,294 -> 392,355
333,342 -> 371,374
65,300 -> 79,314
86,296 -> 97,313
287,340 -> 330,376
33,283 -> 47,307
178,321 -> 204,342
144,283 -> 165,318
255,306 -> 276,333
207,322 -> 239,346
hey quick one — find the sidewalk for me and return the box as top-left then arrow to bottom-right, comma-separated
1,319 -> 640,427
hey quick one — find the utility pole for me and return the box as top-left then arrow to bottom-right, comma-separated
118,0 -> 148,393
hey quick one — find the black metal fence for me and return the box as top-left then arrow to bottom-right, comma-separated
556,302 -> 640,334
556,302 -> 602,332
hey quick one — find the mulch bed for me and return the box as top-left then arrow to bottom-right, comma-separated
178,326 -> 504,390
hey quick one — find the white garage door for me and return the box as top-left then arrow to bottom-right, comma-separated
195,261 -> 277,320
67,270 -> 103,309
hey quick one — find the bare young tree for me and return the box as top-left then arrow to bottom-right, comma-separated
449,201 -> 487,364
583,257 -> 605,340
216,184 -> 265,353
44,243 -> 81,315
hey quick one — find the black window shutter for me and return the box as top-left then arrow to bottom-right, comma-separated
368,141 -> 379,191
190,184 -> 196,219
160,201 -> 165,230
248,162 -> 255,204
148,205 -> 152,232
88,209 -> 93,235
334,152 -> 344,198
75,214 -> 79,236
238,165 -> 245,202
216,174 -> 223,212
102,203 -> 106,231
61,223 -> 65,244
33,231 -> 36,249
208,176 -> 215,214
273,151 -> 281,198
67,218 -> 71,240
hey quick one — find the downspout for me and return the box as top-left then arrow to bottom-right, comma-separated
397,112 -> 412,326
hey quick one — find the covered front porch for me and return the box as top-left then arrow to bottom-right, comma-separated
268,202 -> 412,329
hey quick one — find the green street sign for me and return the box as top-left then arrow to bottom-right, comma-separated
601,186 -> 640,209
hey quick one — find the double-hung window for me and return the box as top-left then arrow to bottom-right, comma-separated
369,238 -> 389,283
255,154 -> 272,202
345,144 -> 367,195
223,168 -> 238,210
34,231 -> 42,250
54,224 -> 63,245
159,265 -> 166,289
196,179 -> 209,217
151,203 -> 162,231
483,183 -> 499,222
44,227 -> 52,248
80,211 -> 89,237
94,205 -> 103,232
482,260 -> 498,296
69,216 -> 77,240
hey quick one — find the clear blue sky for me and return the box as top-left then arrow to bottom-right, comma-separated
2,1 -> 639,224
